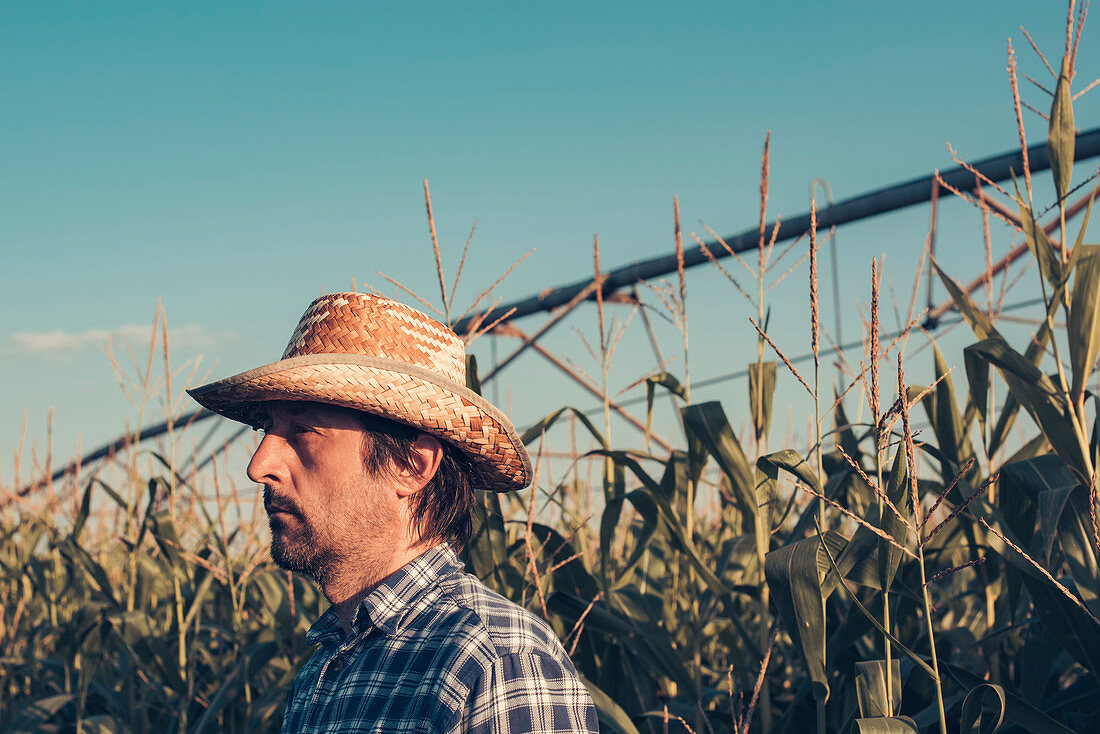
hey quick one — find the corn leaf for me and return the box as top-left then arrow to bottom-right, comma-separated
876,445 -> 910,592
748,360 -> 777,444
1048,54 -> 1075,202
942,661 -> 1075,734
852,717 -> 918,733
757,448 -> 822,494
579,675 -> 641,734
1001,456 -> 1078,565
1016,189 -> 1064,290
7,693 -> 74,733
465,354 -> 482,395
975,504 -> 1100,678
645,372 -> 687,445
681,402 -> 755,517
765,535 -> 831,703
1069,245 -> 1100,403
855,659 -> 901,718
959,683 -> 1005,734
966,337 -> 1086,473
520,406 -> 607,447
834,395 -> 863,466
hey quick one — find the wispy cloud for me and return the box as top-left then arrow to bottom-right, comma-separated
4,324 -> 237,356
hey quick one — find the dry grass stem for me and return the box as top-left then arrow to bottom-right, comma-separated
1008,40 -> 1034,204
906,228 -> 932,350
594,235 -> 607,356
1090,470 -> 1100,563
1024,73 -> 1055,96
524,436 -> 550,619
547,550 -> 587,576
374,271 -> 445,318
976,187 -> 1024,229
642,278 -> 686,326
933,172 -> 1020,230
460,296 -> 502,340
605,308 -> 638,366
758,131 -> 771,288
827,360 -> 871,420
922,458 -> 977,529
762,218 -> 782,270
694,234 -> 755,306
870,258 -> 881,422
572,326 -> 601,366
928,556 -> 988,586
448,219 -> 478,313
923,473 -> 998,544
947,144 -> 1012,198
905,367 -> 956,414
836,445 -> 914,533
664,712 -> 698,734
898,355 -> 922,526
748,317 -> 814,397
1073,76 -> 1100,99
675,196 -> 686,309
1020,26 -> 1057,78
701,222 -> 757,279
975,514 -> 1100,625
158,536 -> 229,584
423,180 -> 449,315
1021,101 -> 1051,120
977,182 -> 995,314
1072,2 -> 1088,75
767,229 -> 807,271
467,306 -> 517,345
456,247 -> 534,325
565,591 -> 604,657
740,629 -> 777,734
1067,0 -> 1077,62
792,481 -> 917,559
765,248 -> 812,293
728,667 -> 741,733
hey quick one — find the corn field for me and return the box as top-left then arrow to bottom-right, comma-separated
5,7 -> 1100,733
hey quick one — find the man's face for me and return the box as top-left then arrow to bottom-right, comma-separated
246,401 -> 397,584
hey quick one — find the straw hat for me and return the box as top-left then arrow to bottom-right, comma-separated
187,292 -> 531,491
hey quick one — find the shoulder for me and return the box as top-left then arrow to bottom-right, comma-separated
426,575 -> 598,733
399,570 -> 575,688
435,572 -> 569,663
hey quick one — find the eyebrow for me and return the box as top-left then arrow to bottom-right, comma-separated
267,402 -> 329,425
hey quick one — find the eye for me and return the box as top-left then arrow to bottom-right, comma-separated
292,423 -> 315,435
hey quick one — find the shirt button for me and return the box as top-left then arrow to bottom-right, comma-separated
329,659 -> 344,673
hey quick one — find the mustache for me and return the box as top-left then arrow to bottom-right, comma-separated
263,486 -> 304,517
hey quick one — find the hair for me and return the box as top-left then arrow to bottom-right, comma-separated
355,411 -> 480,549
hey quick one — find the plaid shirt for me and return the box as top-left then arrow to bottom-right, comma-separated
281,544 -> 598,733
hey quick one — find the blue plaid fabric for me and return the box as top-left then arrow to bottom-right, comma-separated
281,544 -> 598,733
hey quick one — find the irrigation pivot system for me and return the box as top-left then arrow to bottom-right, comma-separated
19,127 -> 1100,497
453,126 -> 1100,335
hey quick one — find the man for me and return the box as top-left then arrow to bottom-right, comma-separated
188,292 -> 598,733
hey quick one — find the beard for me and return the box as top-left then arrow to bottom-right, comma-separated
263,477 -> 398,592
265,486 -> 335,583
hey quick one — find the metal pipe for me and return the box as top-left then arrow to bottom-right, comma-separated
454,127 -> 1100,334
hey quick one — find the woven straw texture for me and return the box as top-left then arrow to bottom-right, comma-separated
282,294 -> 466,382
188,293 -> 531,491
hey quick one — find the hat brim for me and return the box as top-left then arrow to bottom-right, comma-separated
187,353 -> 531,491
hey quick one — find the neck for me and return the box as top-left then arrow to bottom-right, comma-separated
323,540 -> 436,635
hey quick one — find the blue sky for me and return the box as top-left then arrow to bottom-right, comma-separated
4,2 -> 1097,485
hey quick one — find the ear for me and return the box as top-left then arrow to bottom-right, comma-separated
394,434 -> 444,498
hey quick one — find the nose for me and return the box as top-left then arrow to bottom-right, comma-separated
247,433 -> 285,486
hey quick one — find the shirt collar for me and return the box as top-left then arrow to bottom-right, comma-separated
305,544 -> 462,646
